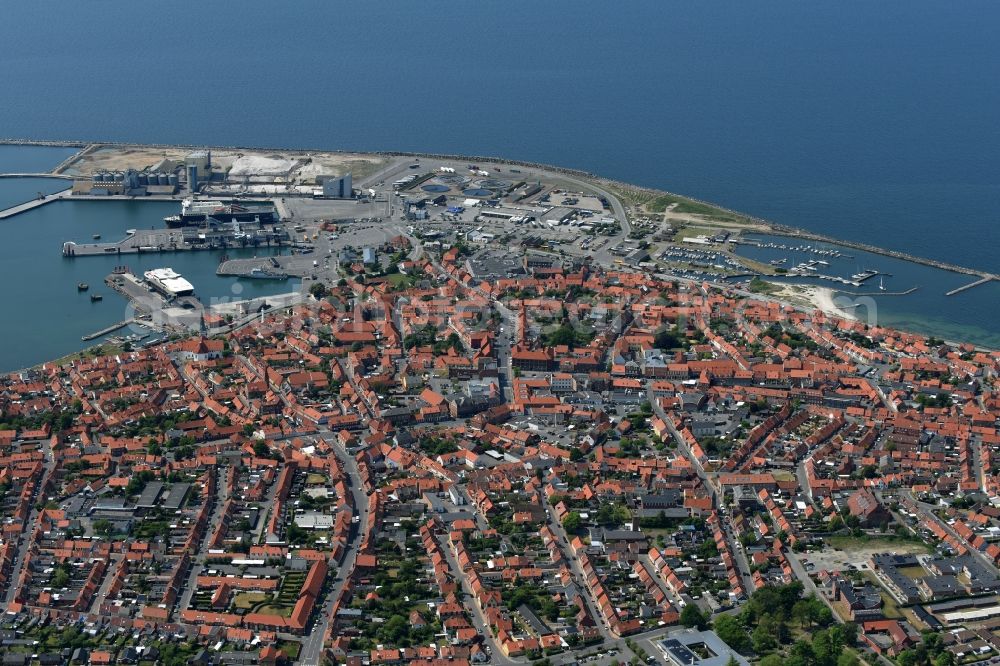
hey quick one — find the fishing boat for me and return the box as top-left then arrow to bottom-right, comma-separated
77,282 -> 89,291
92,234 -> 101,240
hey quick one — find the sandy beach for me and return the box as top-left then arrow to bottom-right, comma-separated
772,284 -> 859,321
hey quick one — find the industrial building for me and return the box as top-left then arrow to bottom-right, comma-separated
74,168 -> 178,196
185,150 -> 211,193
313,173 -> 352,199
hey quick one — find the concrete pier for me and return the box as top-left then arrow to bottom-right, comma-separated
63,225 -> 289,257
0,173 -> 74,179
217,257 -> 290,279
0,188 -> 72,219
81,319 -> 136,341
945,276 -> 995,297
63,229 -> 187,256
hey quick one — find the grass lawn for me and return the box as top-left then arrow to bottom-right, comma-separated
862,572 -> 904,618
826,534 -> 934,553
383,272 -> 413,288
640,193 -> 747,222
257,604 -> 293,618
278,640 -> 301,660
748,277 -> 781,295
40,341 -> 129,368
305,473 -> 327,484
233,591 -> 270,609
898,565 -> 927,580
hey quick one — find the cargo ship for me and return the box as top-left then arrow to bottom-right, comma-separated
164,198 -> 279,227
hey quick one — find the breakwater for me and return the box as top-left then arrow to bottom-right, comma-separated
2,138 -> 996,283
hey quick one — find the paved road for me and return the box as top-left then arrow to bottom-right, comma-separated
902,490 -> 999,573
175,466 -> 230,616
1,438 -> 55,608
298,425 -> 372,665
553,172 -> 632,236
647,388 -> 715,506
542,502 -> 615,640
721,521 -> 756,593
89,553 -> 124,613
434,530 -> 519,666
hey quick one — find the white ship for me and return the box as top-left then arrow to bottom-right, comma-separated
144,267 -> 195,297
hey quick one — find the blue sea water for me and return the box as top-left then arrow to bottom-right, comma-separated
732,235 -> 1000,349
0,177 -> 68,210
0,199 -> 299,371
0,1 -> 997,352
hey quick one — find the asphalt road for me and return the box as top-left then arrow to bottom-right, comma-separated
1,438 -> 54,608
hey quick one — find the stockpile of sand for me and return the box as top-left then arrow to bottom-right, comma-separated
228,155 -> 299,178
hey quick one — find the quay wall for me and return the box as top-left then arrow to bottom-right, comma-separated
1,138 -> 994,280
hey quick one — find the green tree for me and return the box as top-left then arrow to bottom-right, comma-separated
837,653 -> 860,666
680,603 -> 708,630
713,614 -> 751,654
789,639 -> 815,666
752,622 -> 777,653
286,522 -> 309,545
932,652 -> 955,666
793,599 -> 815,629
546,324 -> 578,348
654,327 -> 681,350
93,519 -> 114,538
51,564 -> 70,589
381,614 -> 409,643
562,512 -> 582,533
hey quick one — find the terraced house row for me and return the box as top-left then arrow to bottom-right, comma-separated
0,256 -> 998,665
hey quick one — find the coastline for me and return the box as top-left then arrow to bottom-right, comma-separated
1,139 -> 996,354
2,138 -> 995,283
771,284 -> 859,322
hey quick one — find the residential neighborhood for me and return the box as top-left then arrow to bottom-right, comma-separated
1,226 -> 998,666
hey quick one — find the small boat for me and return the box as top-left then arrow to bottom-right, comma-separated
125,229 -> 136,235
77,283 -> 89,291
879,276 -> 886,291
90,294 -> 103,302
247,267 -> 289,280
92,234 -> 101,240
